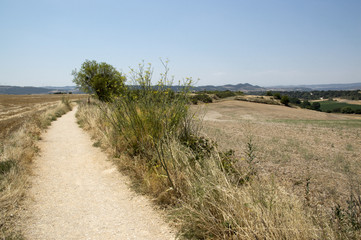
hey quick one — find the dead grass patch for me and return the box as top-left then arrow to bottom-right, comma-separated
198,100 -> 361,233
0,94 -> 86,138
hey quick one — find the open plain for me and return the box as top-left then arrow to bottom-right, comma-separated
0,94 -> 86,138
197,100 -> 361,208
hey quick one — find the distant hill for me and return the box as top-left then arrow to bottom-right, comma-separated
0,83 -> 264,95
267,82 -> 361,91
0,85 -> 81,95
1,82 -> 360,95
0,86 -> 52,94
193,83 -> 265,92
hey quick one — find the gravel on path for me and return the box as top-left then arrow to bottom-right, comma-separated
23,107 -> 175,240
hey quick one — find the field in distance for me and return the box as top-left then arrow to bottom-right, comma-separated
0,94 -> 86,138
196,100 -> 361,208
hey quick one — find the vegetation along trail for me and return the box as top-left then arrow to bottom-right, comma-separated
22,106 -> 174,239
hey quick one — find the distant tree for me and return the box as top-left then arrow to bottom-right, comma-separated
72,60 -> 126,102
301,100 -> 311,109
192,93 -> 213,103
281,95 -> 290,106
273,92 -> 281,100
215,90 -> 236,99
266,91 -> 273,96
311,102 -> 321,111
341,107 -> 354,114
289,97 -> 301,105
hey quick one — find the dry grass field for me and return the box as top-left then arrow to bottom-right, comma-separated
196,100 -> 361,209
0,94 -> 86,139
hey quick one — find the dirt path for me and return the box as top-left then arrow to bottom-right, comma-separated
23,107 -> 175,239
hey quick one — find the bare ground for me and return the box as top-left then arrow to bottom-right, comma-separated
22,107 -> 175,239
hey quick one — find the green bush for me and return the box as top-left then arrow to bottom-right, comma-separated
72,60 -> 126,102
311,102 -> 321,111
301,100 -> 311,109
342,107 -> 354,114
273,92 -> 281,99
290,97 -> 301,105
215,90 -> 236,99
191,93 -> 213,103
281,95 -> 290,106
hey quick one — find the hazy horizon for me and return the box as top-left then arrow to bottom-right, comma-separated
2,81 -> 361,89
1,0 -> 360,87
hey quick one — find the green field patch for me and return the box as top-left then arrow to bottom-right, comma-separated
319,100 -> 361,113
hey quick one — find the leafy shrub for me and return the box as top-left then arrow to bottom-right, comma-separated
215,90 -> 236,99
342,107 -> 354,114
311,102 -> 321,111
301,100 -> 311,109
281,95 -> 290,106
273,92 -> 281,99
190,97 -> 198,105
290,97 -> 301,104
191,93 -> 213,103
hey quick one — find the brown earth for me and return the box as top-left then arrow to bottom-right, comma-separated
0,94 -> 86,138
195,100 -> 361,208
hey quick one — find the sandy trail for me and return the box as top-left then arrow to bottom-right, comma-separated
23,107 -> 175,240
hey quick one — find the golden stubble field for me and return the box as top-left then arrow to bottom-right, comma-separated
195,100 -> 361,209
0,94 -> 86,139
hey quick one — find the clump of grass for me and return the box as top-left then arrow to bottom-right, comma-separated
76,62 -> 331,239
161,140 -> 322,239
0,101 -> 72,239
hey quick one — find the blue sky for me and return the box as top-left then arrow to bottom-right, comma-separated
0,0 -> 360,87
